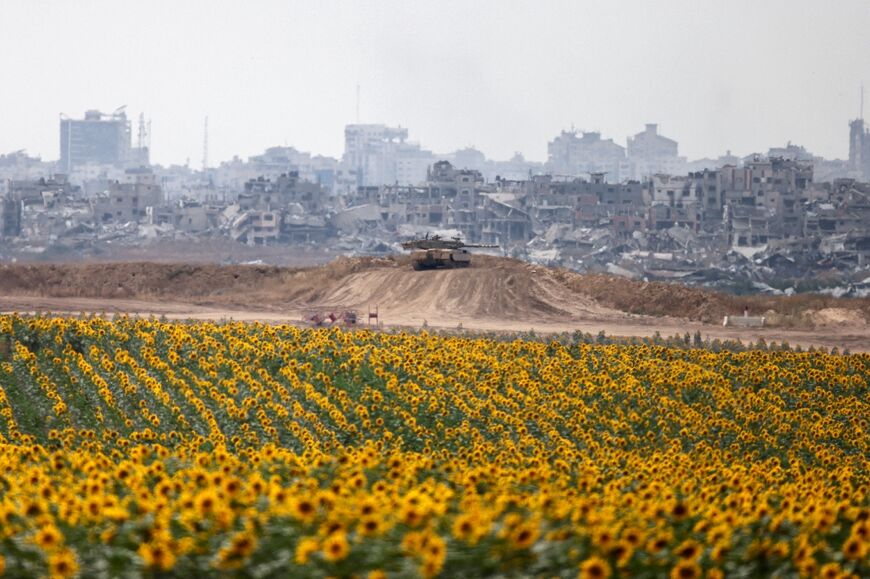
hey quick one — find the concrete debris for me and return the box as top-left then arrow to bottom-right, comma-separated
1,160 -> 869,297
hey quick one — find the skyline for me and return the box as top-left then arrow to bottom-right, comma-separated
0,0 -> 868,166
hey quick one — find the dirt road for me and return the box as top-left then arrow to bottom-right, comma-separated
2,295 -> 865,352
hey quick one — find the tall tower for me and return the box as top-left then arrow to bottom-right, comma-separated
131,112 -> 151,166
849,120 -> 864,171
137,113 -> 146,149
849,85 -> 868,178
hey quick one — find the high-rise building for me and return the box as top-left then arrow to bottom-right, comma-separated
547,130 -> 629,182
626,124 -> 686,179
343,124 -> 406,186
343,124 -> 434,186
59,108 -> 131,172
849,118 -> 870,179
0,197 -> 21,237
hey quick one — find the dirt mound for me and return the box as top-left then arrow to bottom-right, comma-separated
0,262 -> 288,301
302,257 -> 610,322
0,257 -> 399,305
554,272 -> 738,323
2,257 -> 869,328
0,257 -> 611,323
805,308 -> 867,328
549,270 -> 870,326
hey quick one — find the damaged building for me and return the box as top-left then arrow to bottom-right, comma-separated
92,169 -> 162,223
224,172 -> 335,245
4,175 -> 88,240
1,127 -> 868,297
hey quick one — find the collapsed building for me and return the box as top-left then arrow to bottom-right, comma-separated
227,172 -> 335,245
92,169 -> 162,224
3,175 -> 87,240
1,150 -> 868,295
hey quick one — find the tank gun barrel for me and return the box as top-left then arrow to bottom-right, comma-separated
401,239 -> 499,250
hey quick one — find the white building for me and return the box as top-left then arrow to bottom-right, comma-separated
212,147 -> 350,197
627,124 -> 687,179
547,130 -> 630,182
343,124 -> 434,186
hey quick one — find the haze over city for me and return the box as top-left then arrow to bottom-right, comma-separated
1,0 -> 869,166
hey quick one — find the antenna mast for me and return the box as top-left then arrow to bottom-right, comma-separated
356,84 -> 360,124
137,113 -> 146,149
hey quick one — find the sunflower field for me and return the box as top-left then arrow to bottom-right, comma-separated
0,314 -> 867,578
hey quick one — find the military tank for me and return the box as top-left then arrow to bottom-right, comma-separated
401,234 -> 497,270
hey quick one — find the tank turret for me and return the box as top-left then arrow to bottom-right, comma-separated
401,234 -> 497,270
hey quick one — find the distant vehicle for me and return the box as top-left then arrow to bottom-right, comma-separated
401,234 -> 497,270
308,310 -> 358,327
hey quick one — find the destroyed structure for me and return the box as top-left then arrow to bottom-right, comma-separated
1,113 -> 869,296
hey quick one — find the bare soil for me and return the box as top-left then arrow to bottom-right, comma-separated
553,269 -> 870,327
1,256 -> 867,351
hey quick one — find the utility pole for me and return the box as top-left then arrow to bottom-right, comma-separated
137,113 -> 146,149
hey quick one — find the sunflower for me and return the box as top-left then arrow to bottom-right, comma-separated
710,542 -> 730,563
578,556 -> 611,579
358,515 -> 383,537
138,541 -> 176,571
621,527 -> 644,548
215,531 -> 257,570
842,535 -> 868,560
322,531 -> 349,562
608,540 -> 635,567
819,562 -> 842,579
359,497 -> 378,517
452,512 -> 483,544
48,548 -> 79,578
591,528 -> 615,550
33,525 -> 63,551
294,537 -> 319,565
669,561 -> 701,579
83,496 -> 103,519
22,499 -> 45,518
646,532 -> 671,554
400,503 -> 423,527
670,500 -> 690,520
292,497 -> 317,522
424,533 -> 447,564
674,539 -> 703,561
194,489 -> 218,517
421,557 -> 444,579
230,532 -> 257,558
510,521 -> 540,549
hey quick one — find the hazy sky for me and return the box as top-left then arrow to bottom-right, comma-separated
1,0 -> 868,166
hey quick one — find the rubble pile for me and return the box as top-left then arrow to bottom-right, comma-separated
521,225 -> 870,297
2,158 -> 869,299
